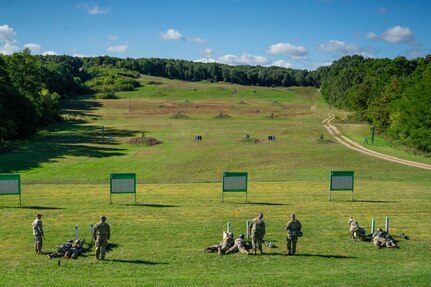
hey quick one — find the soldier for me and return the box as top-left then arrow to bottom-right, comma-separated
93,216 -> 111,260
249,213 -> 266,254
348,216 -> 366,241
32,214 -> 44,254
224,234 -> 249,255
68,240 -> 85,259
204,231 -> 234,253
48,240 -> 73,258
372,228 -> 397,248
285,214 -> 302,256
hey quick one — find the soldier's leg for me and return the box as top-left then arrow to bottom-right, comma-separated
292,237 -> 298,255
100,239 -> 108,260
258,237 -> 263,254
225,246 -> 238,255
251,234 -> 257,254
287,237 -> 292,255
95,239 -> 101,259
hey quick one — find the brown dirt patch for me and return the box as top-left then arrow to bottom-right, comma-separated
126,137 -> 163,146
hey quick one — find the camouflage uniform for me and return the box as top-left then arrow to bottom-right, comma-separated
348,217 -> 365,240
249,213 -> 265,254
225,236 -> 249,255
93,216 -> 111,260
286,214 -> 302,255
32,214 -> 44,254
205,232 -> 234,253
372,229 -> 397,248
49,241 -> 73,258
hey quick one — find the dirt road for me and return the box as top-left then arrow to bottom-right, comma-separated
322,113 -> 431,171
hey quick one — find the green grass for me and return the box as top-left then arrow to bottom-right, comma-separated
0,75 -> 430,286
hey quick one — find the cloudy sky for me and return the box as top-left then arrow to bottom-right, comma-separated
1,0 -> 430,70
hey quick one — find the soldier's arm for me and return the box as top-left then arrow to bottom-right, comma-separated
107,225 -> 111,240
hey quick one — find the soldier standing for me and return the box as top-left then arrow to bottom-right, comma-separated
249,212 -> 266,254
93,216 -> 111,260
285,214 -> 302,256
32,214 -> 44,254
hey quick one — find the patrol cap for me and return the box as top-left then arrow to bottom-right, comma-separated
100,216 -> 107,221
290,213 -> 296,218
36,213 -> 42,217
68,239 -> 73,243
258,213 -> 263,219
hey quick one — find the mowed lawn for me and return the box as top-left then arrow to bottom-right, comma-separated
0,76 -> 430,286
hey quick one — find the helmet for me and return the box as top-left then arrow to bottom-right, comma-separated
258,213 -> 263,219
75,240 -> 81,244
101,216 -> 107,221
68,239 -> 73,243
228,232 -> 234,238
239,234 -> 244,239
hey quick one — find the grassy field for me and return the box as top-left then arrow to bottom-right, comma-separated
0,76 -> 430,286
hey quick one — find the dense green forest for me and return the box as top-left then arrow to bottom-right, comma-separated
317,55 -> 431,153
0,50 -> 430,153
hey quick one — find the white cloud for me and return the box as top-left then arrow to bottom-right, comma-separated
87,5 -> 109,15
190,37 -> 206,44
161,29 -> 183,41
195,53 -> 269,66
319,40 -> 361,54
366,32 -> 377,39
271,60 -> 292,68
0,24 -> 19,55
267,43 -> 308,57
42,50 -> 57,56
73,53 -> 89,58
200,48 -> 213,57
380,25 -> 414,43
107,44 -> 128,53
24,43 -> 42,53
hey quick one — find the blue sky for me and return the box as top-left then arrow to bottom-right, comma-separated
1,0 -> 430,70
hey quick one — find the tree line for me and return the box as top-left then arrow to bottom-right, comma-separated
1,50 -> 430,154
317,55 -> 431,153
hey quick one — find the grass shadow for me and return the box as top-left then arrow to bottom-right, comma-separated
0,120 -> 141,173
0,205 -> 65,210
110,259 -> 169,265
227,202 -> 289,206
353,200 -> 399,203
124,203 -> 180,208
295,253 -> 356,259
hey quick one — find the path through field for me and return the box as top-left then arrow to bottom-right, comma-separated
322,113 -> 431,170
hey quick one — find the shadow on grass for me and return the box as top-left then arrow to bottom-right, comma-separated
353,200 -> 399,203
0,205 -> 65,210
262,253 -> 355,259
124,203 -> 180,208
110,259 -> 169,265
295,253 -> 356,259
228,202 -> 289,206
0,120 -> 141,173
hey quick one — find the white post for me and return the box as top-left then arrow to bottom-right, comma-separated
227,222 -> 231,233
90,224 -> 94,240
385,217 -> 389,233
371,219 -> 375,234
75,224 -> 79,241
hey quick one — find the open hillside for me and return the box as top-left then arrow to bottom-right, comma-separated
0,76 -> 430,286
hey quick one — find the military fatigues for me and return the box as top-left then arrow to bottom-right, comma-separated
348,217 -> 365,241
286,218 -> 302,255
205,236 -> 234,253
93,221 -> 110,260
249,217 -> 265,254
225,238 -> 249,255
32,218 -> 44,254
49,242 -> 73,258
372,230 -> 397,248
